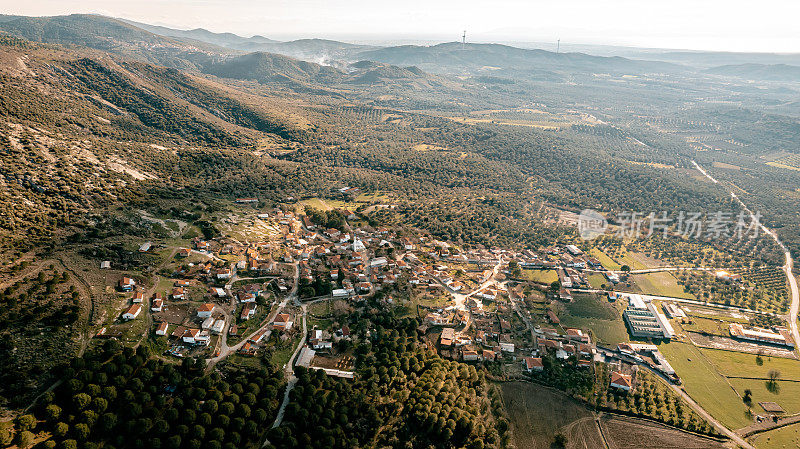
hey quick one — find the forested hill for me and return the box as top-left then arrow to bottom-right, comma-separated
705,63 -> 800,82
355,42 -> 685,75
0,28 -> 737,256
119,18 -> 278,47
0,14 -> 231,68
203,51 -> 344,84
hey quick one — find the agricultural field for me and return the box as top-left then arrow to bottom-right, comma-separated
658,341 -> 752,429
599,415 -> 726,449
633,272 -> 695,299
557,293 -> 629,345
589,248 -> 622,271
700,348 -> 800,381
728,378 -> 800,415
501,381 -> 726,449
521,268 -> 558,284
766,153 -> 800,172
750,422 -> 800,449
500,382 -> 602,449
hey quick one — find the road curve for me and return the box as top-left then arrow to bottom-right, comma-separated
692,160 -> 800,354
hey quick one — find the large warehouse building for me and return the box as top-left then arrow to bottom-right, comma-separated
623,294 -> 675,340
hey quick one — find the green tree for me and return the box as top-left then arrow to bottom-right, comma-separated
74,423 -> 90,441
16,430 -> 34,449
73,393 -> 91,410
15,414 -> 37,432
54,422 -> 69,437
45,404 -> 62,422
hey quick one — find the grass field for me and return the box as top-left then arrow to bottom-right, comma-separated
699,348 -> 800,381
521,269 -> 558,284
681,316 -> 730,336
559,294 -> 629,345
587,273 -> 608,289
589,248 -> 621,271
659,341 -> 751,429
750,422 -> 800,448
728,378 -> 800,415
565,294 -> 620,320
632,272 -> 695,299
559,314 -> 630,345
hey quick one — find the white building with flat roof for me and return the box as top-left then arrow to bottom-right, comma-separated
623,295 -> 675,339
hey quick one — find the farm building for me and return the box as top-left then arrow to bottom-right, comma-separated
623,295 -> 675,339
729,323 -> 794,348
122,304 -> 141,320
610,372 -> 633,391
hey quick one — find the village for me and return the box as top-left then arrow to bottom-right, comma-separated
88,199 -> 800,435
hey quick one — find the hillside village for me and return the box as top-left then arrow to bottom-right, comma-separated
84,197 -> 795,424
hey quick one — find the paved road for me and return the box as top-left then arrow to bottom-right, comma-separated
693,160 -> 800,353
268,302 -> 308,431
206,263 -> 300,370
599,347 -> 755,449
572,288 -> 779,317
689,160 -> 799,447
263,296 -> 329,447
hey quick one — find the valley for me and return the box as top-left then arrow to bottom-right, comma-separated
0,11 -> 799,449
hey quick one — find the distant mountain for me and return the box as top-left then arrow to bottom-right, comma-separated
203,51 -> 434,90
241,38 -> 376,62
203,51 -> 344,84
348,62 -> 429,85
0,14 -> 232,68
121,20 -> 373,63
647,51 -> 800,69
120,19 -> 278,48
355,42 -> 684,76
705,63 -> 800,82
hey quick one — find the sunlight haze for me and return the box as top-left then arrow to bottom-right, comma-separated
2,0 -> 799,52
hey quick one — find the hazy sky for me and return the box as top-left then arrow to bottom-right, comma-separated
2,0 -> 799,52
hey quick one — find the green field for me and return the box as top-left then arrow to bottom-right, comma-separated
680,316 -> 730,336
659,341 -> 751,429
618,251 -> 651,270
559,294 -> 628,345
589,248 -> 621,271
587,273 -> 608,289
700,348 -> 800,381
750,422 -> 800,449
729,378 -> 800,415
559,315 -> 629,345
565,294 -> 621,320
632,272 -> 695,299
521,269 -> 558,284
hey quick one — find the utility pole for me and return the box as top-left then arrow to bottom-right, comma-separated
462,30 -> 466,50
557,38 -> 560,54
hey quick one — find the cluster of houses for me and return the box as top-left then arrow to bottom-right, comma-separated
533,327 -> 596,369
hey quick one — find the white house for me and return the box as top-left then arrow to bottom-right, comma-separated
211,319 -> 225,334
155,322 -> 168,336
610,372 -> 633,391
272,313 -> 294,331
122,304 -> 142,320
524,357 -> 544,372
197,303 -> 215,318
132,291 -> 144,303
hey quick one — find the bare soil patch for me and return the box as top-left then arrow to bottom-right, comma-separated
600,415 -> 726,449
